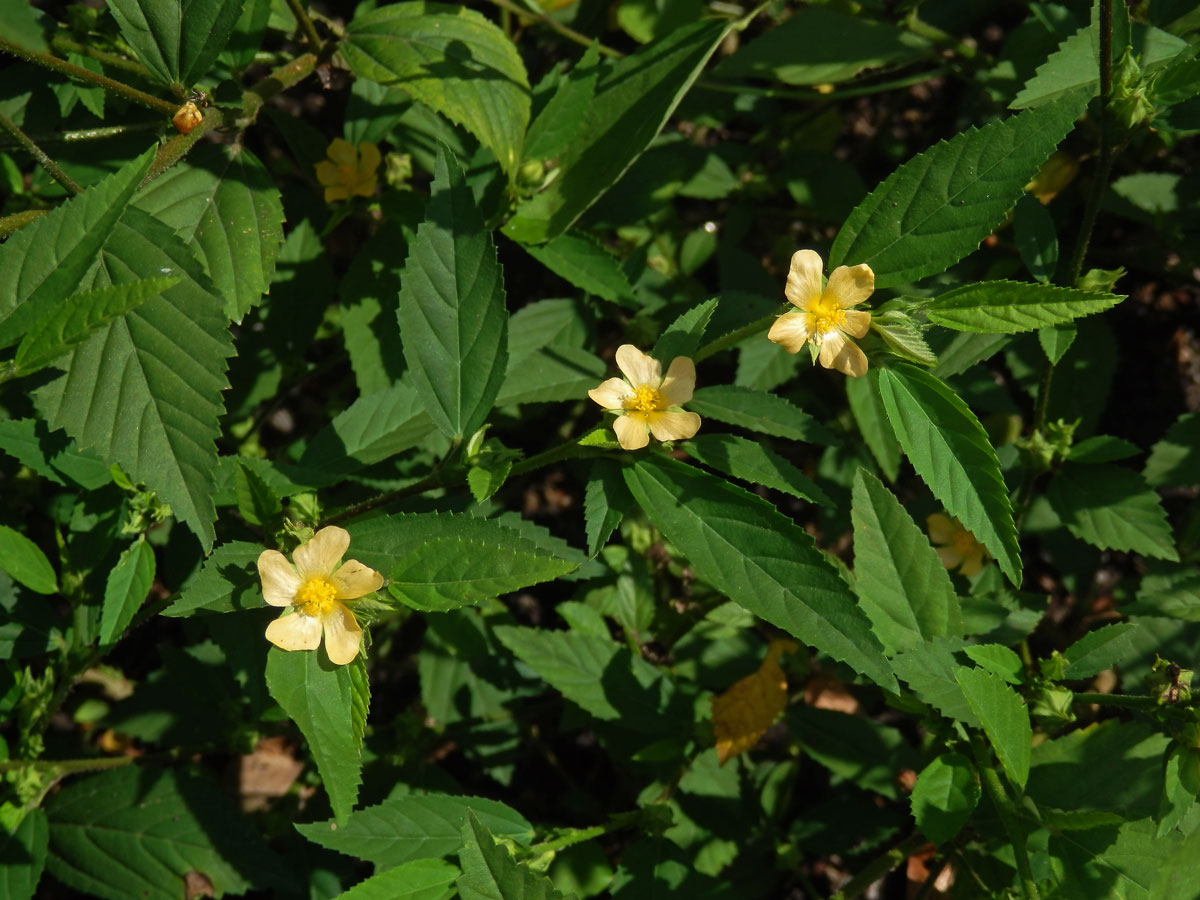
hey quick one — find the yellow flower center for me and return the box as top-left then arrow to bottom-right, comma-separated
951,530 -> 978,557
625,384 -> 664,414
811,298 -> 846,337
296,575 -> 338,618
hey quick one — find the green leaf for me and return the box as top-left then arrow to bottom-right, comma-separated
343,2 -> 530,177
161,541 -> 262,616
685,433 -> 831,506
963,644 -> 1024,685
397,146 -> 508,441
910,753 -> 981,845
134,143 -> 285,321
265,649 -> 368,824
0,148 -> 154,348
300,381 -> 434,475
1013,193 -> 1058,282
1063,622 -> 1145,680
891,638 -> 978,726
46,767 -> 290,900
652,298 -> 719,363
0,809 -> 47,900
458,810 -> 574,900
932,332 -> 1011,379
0,525 -> 57,595
497,344 -> 606,406
296,793 -> 533,869
955,665 -> 1032,790
33,207 -> 233,551
624,455 -> 896,690
1046,463 -> 1178,561
521,232 -> 635,305
336,858 -> 459,900
98,539 -> 155,645
106,0 -> 243,86
829,91 -> 1088,288
876,363 -> 1021,584
790,707 -> 920,799
1130,565 -> 1200,621
503,20 -> 733,243
584,460 -> 634,557
524,45 -> 601,161
926,281 -> 1124,333
686,385 -> 834,443
1158,745 -> 1200,839
850,469 -> 962,655
235,460 -> 282,528
1038,322 -> 1076,364
846,368 -> 901,482
1145,413 -> 1200,488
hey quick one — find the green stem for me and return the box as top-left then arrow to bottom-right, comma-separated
828,831 -> 928,900
1073,692 -> 1159,710
694,313 -> 775,362
0,209 -> 49,237
0,111 -> 82,194
480,0 -> 623,58
50,34 -> 154,79
526,820 -> 622,855
905,12 -> 980,61
971,735 -> 1040,900
509,438 -> 604,477
0,755 -> 136,775
698,66 -> 952,102
283,0 -> 325,53
321,471 -> 451,527
0,121 -> 162,148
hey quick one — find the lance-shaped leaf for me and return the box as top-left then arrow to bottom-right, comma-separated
829,90 -> 1089,288
926,281 -> 1124,333
521,231 -> 635,306
343,2 -> 530,177
106,0 -> 244,87
624,455 -> 896,690
876,364 -> 1021,584
0,525 -> 58,595
98,538 -> 155,646
687,385 -> 834,444
684,433 -> 831,506
955,666 -> 1032,790
33,208 -> 233,550
397,146 -> 508,441
337,859 -> 460,900
458,811 -> 575,900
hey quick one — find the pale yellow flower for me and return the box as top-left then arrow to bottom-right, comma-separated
314,138 -> 381,203
926,513 -> 989,577
588,344 -> 701,451
767,249 -> 874,378
257,526 -> 383,665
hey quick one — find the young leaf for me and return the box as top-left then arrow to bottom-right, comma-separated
105,0 -> 243,86
0,808 -> 47,900
955,665 -> 1032,790
911,753 -> 981,845
829,90 -> 1089,288
338,859 -> 460,900
845,368 -> 901,481
584,459 -> 635,557
1062,622 -> 1144,680
99,539 -> 155,646
0,525 -> 58,595
458,810 -> 574,900
687,385 -> 834,444
1046,463 -> 1178,561
343,2 -> 530,177
397,146 -> 508,441
1039,323 -> 1077,364
265,649 -> 368,824
963,644 -> 1024,685
160,541 -> 263,616
926,281 -> 1123,333
685,433 -> 832,506
850,469 -> 963,655
876,364 -> 1021,584
624,455 -> 897,690
521,232 -> 636,306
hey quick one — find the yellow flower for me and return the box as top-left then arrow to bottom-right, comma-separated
587,344 -> 701,451
767,249 -> 874,378
711,638 -> 796,765
314,138 -> 381,203
257,526 -> 383,665
926,513 -> 989,577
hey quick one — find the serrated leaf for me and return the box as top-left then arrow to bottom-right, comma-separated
337,858 -> 459,900
521,232 -> 635,305
32,207 -> 233,551
46,767 -> 290,900
235,460 -> 282,528
343,2 -> 530,177
1131,565 -> 1200,621
0,808 -> 47,900
846,368 -> 901,481
876,363 -> 1021,584
911,753 -> 980,845
134,143 -> 284,321
99,539 -> 155,645
0,525 -> 57,595
1047,463 -> 1178,561
829,91 -> 1088,288
296,793 -> 533,869
106,0 -> 244,86
850,469 -> 962,654
926,281 -> 1123,333
686,385 -> 834,443
963,644 -> 1024,685
955,665 -> 1032,790
503,20 -> 733,243
300,381 -> 434,475
685,433 -> 831,506
458,810 -> 574,900
1067,435 -> 1138,464
1039,322 -> 1077,364
624,455 -> 896,690
496,344 -> 605,406
161,540 -> 262,616
931,332 -> 1011,379
584,459 -> 634,557
1145,413 -> 1200,488
266,648 -> 367,824
1157,745 -> 1200,839
524,44 -> 601,161
397,146 -> 508,440
1063,622 -> 1145,679
1013,193 -> 1058,282
890,637 -> 978,726
652,298 -> 719,363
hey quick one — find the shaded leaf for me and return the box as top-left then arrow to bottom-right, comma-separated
0,525 -> 57,595
161,541 -> 262,616
1047,463 -> 1178,561
458,810 -> 574,900
1063,623 -> 1145,679
926,281 -> 1123,333
0,808 -> 47,900
687,385 -> 834,443
845,368 -> 901,481
955,665 -> 1032,790
685,433 -> 831,506
1144,413 -> 1200,488
336,858 -> 459,900
911,753 -> 980,845
521,232 -> 635,305
106,0 -> 243,86
98,539 -> 155,645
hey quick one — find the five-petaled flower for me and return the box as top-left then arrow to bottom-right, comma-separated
588,344 -> 701,451
926,513 -> 989,577
768,249 -> 874,378
314,138 -> 381,203
258,526 -> 383,665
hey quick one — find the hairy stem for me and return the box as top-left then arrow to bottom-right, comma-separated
0,111 -> 82,194
283,0 -> 325,53
971,735 -> 1040,900
695,313 -> 776,362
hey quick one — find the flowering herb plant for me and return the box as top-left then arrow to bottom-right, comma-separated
0,1 -> 1198,899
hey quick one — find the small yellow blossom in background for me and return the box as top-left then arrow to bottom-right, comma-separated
315,138 -> 381,203
258,526 -> 383,665
588,344 -> 701,450
711,638 -> 797,765
926,513 -> 989,577
1025,151 -> 1080,204
768,249 -> 874,378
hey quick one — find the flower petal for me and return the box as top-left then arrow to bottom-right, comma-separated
842,309 -> 872,338
926,513 -> 957,544
767,312 -> 813,353
784,249 -> 824,310
819,332 -> 868,377
314,160 -> 339,187
825,263 -> 875,309
614,344 -> 661,389
936,547 -> 964,572
588,377 -> 632,410
324,186 -> 349,203
352,174 -> 378,197
960,548 -> 986,577
331,559 -> 383,600
293,526 -> 350,578
326,137 -> 357,168
265,611 -> 322,651
258,550 -> 301,607
613,413 -> 650,450
648,410 -> 701,443
322,602 -> 363,665
357,141 -> 381,177
660,356 -> 696,406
